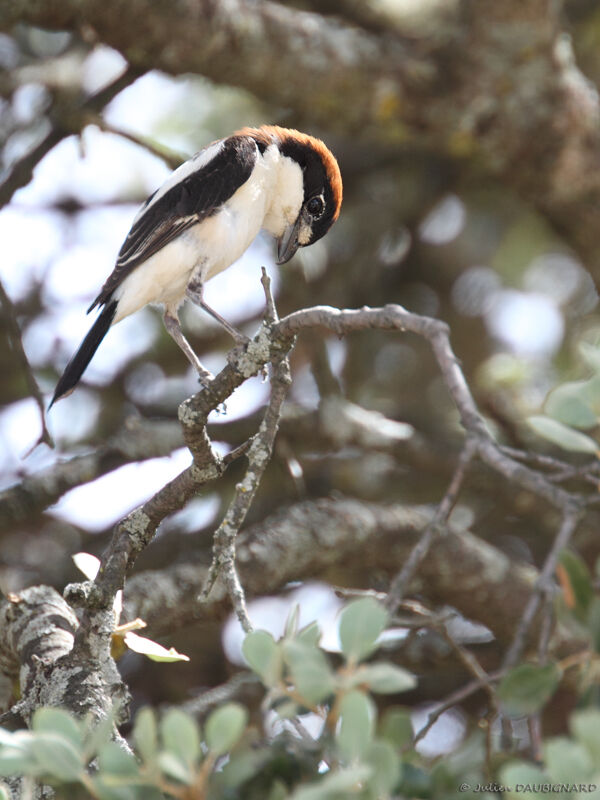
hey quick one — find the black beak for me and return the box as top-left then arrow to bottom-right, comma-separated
276,215 -> 303,265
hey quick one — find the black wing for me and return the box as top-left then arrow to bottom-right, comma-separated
89,135 -> 258,311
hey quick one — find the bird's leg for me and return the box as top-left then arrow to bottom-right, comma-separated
186,278 -> 249,345
163,310 -> 214,386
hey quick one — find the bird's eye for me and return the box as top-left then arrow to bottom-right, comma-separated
307,196 -> 324,219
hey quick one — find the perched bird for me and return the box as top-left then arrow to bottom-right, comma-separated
50,125 -> 343,406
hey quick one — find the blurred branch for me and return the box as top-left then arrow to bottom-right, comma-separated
413,666 -> 506,748
122,496 -> 584,661
0,0 -> 428,138
91,116 -> 186,169
0,417 -> 183,532
0,279 -> 54,451
0,127 -> 65,212
0,63 -> 138,210
503,503 -> 581,668
386,435 -> 477,612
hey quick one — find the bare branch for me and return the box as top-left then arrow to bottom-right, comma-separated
386,437 -> 477,612
503,503 -> 582,668
413,668 -> 507,748
201,318 -> 292,630
123,497 -> 568,657
0,279 -> 54,451
0,64 -> 138,210
0,417 -> 183,531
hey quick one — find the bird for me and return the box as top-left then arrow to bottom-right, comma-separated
49,125 -> 343,407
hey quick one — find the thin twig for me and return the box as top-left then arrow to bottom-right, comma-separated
90,116 -> 186,170
413,667 -> 507,746
537,591 -> 555,664
0,279 -> 54,451
261,266 -> 278,324
199,350 -> 292,631
0,65 -> 139,210
275,305 -> 576,511
177,672 -> 260,718
386,437 -> 477,611
503,503 -> 581,668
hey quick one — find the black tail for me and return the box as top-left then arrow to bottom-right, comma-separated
49,300 -> 118,408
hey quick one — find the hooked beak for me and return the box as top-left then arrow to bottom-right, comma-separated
276,215 -> 303,265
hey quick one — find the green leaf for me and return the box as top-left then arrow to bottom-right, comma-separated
157,751 -> 193,784
32,707 -> 83,751
336,690 -> 375,762
355,662 -> 416,694
379,708 -> 414,749
545,381 -> 598,429
364,739 -> 401,795
0,742 -> 40,777
527,415 -> 598,454
499,761 -> 550,800
284,604 -> 301,638
338,598 -> 389,663
297,621 -> 322,648
0,784 -> 10,800
218,748 -> 269,789
205,703 -> 248,756
123,632 -> 189,662
97,741 -> 139,778
544,737 -> 593,783
498,663 -> 562,717
578,342 -> 600,373
160,709 -> 201,765
291,765 -> 373,799
133,708 -> 158,764
571,708 -> 600,764
273,700 -> 299,719
242,630 -> 282,686
30,731 -> 84,782
282,640 -> 335,705
0,731 -> 15,748
91,776 -> 159,800
557,550 -> 594,626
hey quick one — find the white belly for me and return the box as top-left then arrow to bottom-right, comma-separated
112,154 -> 273,324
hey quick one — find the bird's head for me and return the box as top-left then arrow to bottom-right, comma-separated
238,125 -> 343,264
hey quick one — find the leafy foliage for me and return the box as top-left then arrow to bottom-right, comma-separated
2,596 -> 599,799
526,342 -> 600,454
0,598 -> 419,799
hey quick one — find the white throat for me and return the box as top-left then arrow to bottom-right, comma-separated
261,146 -> 304,238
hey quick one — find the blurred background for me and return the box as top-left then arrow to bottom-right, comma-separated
3,0 -> 600,760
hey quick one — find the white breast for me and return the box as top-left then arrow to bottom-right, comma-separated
112,144 -> 293,323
